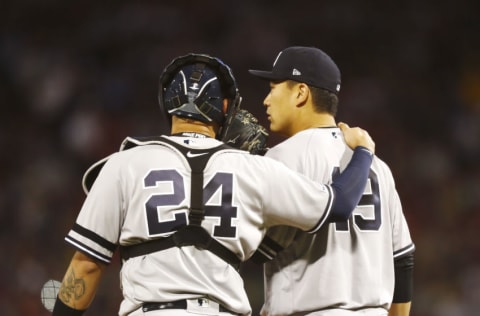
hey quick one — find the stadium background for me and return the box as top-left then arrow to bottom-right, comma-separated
1,1 -> 479,315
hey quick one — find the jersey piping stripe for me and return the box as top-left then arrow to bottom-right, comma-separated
307,184 -> 333,234
65,236 -> 112,264
71,223 -> 117,252
393,243 -> 416,259
256,248 -> 275,260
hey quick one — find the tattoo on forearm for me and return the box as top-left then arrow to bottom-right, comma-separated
59,268 -> 86,305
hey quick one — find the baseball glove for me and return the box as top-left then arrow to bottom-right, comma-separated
221,109 -> 269,155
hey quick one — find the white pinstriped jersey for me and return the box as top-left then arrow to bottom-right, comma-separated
65,135 -> 337,316
261,128 -> 415,316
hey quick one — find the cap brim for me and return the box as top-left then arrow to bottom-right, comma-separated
248,69 -> 285,81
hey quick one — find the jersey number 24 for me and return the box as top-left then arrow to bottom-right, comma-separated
143,169 -> 237,238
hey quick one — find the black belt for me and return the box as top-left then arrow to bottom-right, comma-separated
142,299 -> 239,314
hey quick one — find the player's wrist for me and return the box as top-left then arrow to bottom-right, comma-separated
52,297 -> 86,316
354,146 -> 374,158
357,141 -> 375,154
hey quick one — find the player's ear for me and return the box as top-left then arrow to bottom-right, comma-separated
223,98 -> 228,114
296,83 -> 309,106
298,83 -> 308,97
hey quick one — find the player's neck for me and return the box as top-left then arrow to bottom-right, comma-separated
290,113 -> 336,135
170,116 -> 217,138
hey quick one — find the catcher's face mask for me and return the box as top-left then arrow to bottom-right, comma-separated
158,53 -> 241,139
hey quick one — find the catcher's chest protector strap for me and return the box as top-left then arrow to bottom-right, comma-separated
120,136 -> 241,269
250,235 -> 284,264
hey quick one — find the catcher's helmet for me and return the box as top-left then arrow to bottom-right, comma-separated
158,53 -> 241,138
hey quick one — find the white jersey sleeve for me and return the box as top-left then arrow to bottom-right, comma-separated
65,152 -> 124,264
378,160 -> 415,259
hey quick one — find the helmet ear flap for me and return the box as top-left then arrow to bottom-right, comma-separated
218,95 -> 241,140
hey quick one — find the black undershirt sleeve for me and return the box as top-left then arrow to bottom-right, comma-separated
52,297 -> 86,316
392,253 -> 414,302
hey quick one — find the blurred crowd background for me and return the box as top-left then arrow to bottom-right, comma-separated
1,0 -> 480,315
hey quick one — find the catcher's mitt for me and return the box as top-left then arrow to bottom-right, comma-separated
221,109 -> 269,155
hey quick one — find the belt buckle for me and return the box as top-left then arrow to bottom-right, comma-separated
186,298 -> 221,315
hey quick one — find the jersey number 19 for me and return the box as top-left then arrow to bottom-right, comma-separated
334,169 -> 382,232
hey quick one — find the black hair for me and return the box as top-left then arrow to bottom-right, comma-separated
309,85 -> 338,117
285,80 -> 338,116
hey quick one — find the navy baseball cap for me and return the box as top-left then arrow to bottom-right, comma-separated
248,46 -> 341,94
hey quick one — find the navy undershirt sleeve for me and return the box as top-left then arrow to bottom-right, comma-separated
328,146 -> 373,222
393,253 -> 414,302
52,298 -> 86,316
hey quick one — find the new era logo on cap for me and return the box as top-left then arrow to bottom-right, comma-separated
249,46 -> 341,94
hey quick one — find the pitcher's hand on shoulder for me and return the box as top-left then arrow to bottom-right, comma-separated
338,122 -> 375,154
